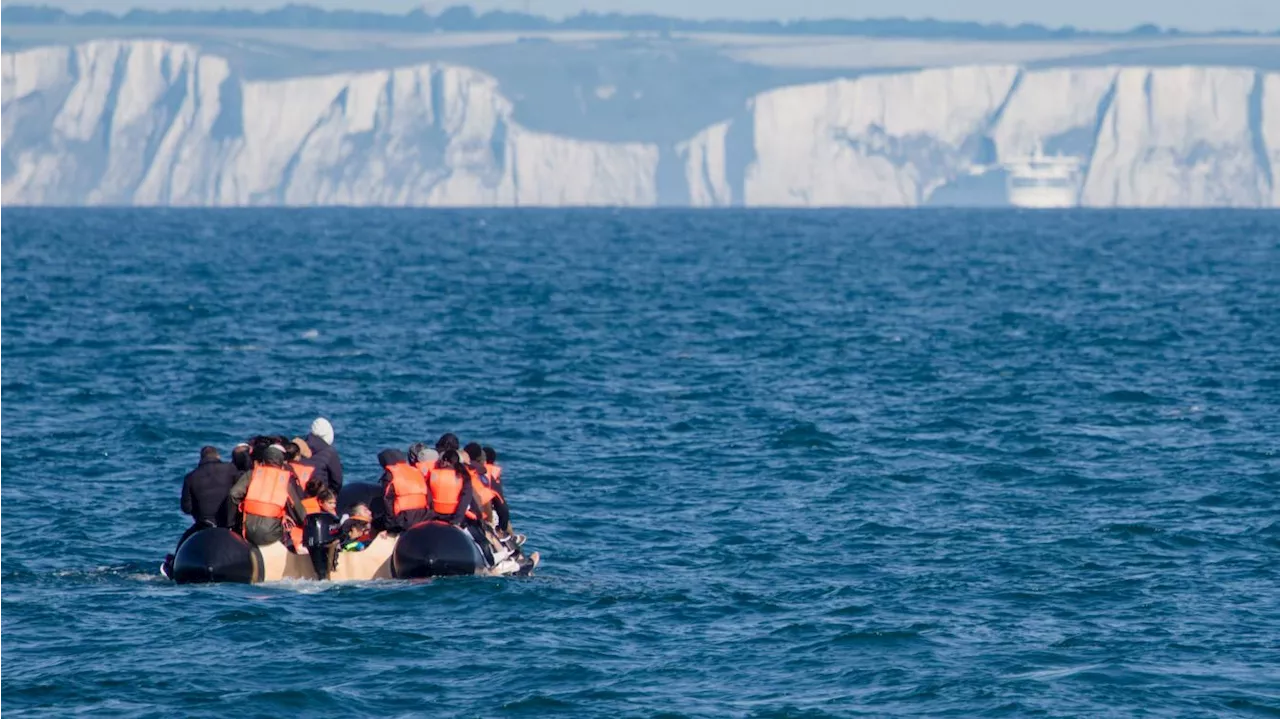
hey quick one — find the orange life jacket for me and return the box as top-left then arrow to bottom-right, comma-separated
387,462 -> 428,514
291,461 -> 315,486
301,496 -> 321,515
470,470 -> 497,508
413,460 -> 432,476
242,465 -> 292,520
484,462 -> 502,484
427,467 -> 463,515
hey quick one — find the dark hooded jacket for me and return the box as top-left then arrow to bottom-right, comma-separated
304,433 -> 344,494
181,457 -> 239,527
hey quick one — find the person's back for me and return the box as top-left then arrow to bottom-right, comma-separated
181,446 -> 239,528
425,449 -> 477,527
229,444 -> 306,547
303,417 -> 343,494
380,448 -> 431,533
288,437 -> 318,501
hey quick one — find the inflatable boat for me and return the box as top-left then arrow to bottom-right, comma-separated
167,483 -> 537,584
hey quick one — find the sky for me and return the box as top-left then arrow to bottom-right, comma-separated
40,0 -> 1280,33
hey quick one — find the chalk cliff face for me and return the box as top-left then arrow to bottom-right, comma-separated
3,39 -> 1278,207
2,41 -> 657,206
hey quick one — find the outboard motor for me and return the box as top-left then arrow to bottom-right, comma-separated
171,528 -> 259,584
302,512 -> 342,580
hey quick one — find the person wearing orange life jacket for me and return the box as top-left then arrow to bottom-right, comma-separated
463,442 -> 510,535
228,444 -> 307,547
481,446 -> 504,500
377,449 -> 431,533
289,436 -> 316,484
283,438 -> 326,548
424,449 -> 481,527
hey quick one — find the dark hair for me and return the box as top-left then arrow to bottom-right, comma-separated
200,446 -> 221,462
439,448 -> 460,467
232,445 -> 252,472
435,433 -> 459,453
407,442 -> 427,465
284,442 -> 300,461
482,446 -> 496,463
377,448 -> 405,468
463,442 -> 483,462
305,476 -> 325,497
316,488 -> 336,503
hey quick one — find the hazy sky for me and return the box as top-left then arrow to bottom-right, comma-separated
44,0 -> 1280,32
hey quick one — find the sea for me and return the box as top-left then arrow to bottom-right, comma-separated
2,209 -> 1278,717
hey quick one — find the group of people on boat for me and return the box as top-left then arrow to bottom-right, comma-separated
170,417 -> 535,576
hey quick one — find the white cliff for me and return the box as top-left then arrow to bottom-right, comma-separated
2,40 -> 657,206
680,120 -> 733,207
1266,73 -> 1280,208
1082,67 -> 1268,207
989,67 -> 1118,160
741,65 -> 1019,206
2,39 -> 1278,207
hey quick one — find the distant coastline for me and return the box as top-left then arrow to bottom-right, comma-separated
4,3 -> 1276,41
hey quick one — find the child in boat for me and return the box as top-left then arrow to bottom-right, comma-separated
341,504 -> 374,551
317,489 -> 338,518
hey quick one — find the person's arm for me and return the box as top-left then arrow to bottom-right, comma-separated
227,471 -> 250,528
228,471 -> 250,505
286,480 -> 307,526
450,481 -> 475,525
180,473 -> 194,516
381,475 -> 397,529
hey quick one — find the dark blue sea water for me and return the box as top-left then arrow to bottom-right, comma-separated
3,209 -> 1278,717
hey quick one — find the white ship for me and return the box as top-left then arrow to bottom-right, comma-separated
1003,145 -> 1083,208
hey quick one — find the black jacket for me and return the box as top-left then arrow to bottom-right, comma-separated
181,458 -> 239,527
304,433 -> 344,494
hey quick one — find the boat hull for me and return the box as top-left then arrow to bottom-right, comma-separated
171,527 -> 397,584
168,522 -> 516,583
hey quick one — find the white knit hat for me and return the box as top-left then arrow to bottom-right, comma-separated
310,417 -> 334,445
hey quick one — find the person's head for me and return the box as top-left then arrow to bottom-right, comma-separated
482,446 -> 496,464
317,488 -> 337,514
231,443 -> 252,471
248,436 -> 275,462
439,448 -> 460,467
283,441 -> 300,462
291,437 -> 312,460
262,444 -> 286,467
463,442 -> 484,464
377,448 -> 406,468
435,432 -> 459,454
200,446 -> 221,463
305,476 -> 325,497
310,417 -> 335,446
